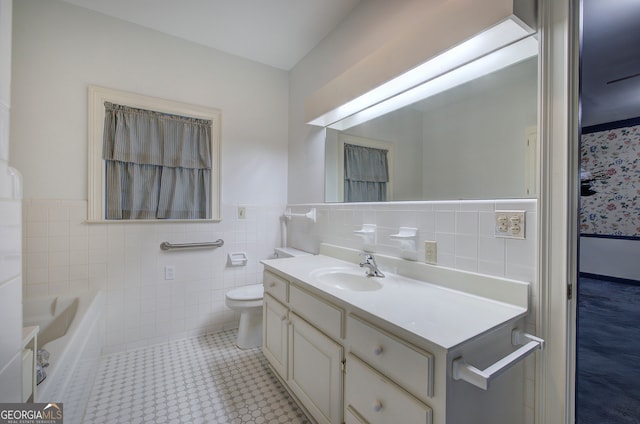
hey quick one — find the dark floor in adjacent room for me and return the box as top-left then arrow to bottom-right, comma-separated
577,276 -> 640,424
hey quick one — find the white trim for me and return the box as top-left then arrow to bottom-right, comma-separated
337,133 -> 394,202
525,125 -> 538,196
537,0 -> 580,422
87,85 -> 222,222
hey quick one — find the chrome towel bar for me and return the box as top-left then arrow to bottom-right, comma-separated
452,329 -> 544,390
284,207 -> 317,223
160,239 -> 224,251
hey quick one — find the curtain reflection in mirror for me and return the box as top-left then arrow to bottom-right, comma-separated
344,143 -> 389,202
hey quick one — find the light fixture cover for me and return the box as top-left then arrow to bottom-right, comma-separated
308,17 -> 536,128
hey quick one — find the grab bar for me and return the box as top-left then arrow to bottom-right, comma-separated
452,329 -> 544,390
160,239 -> 224,251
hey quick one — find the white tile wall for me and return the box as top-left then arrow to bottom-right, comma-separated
287,200 -> 537,282
22,199 -> 285,353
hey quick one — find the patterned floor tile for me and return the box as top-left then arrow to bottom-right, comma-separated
83,330 -> 310,424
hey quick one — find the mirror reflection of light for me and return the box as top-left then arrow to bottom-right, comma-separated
308,17 -> 535,128
330,36 -> 538,130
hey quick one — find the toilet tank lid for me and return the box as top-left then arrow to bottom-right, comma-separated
226,284 -> 264,301
274,247 -> 311,258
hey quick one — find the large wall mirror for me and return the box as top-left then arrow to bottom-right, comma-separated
325,54 -> 538,202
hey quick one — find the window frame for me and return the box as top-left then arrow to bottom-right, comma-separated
87,85 -> 222,222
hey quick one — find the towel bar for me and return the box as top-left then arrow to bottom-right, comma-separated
160,239 -> 224,251
452,329 -> 544,390
284,207 -> 317,222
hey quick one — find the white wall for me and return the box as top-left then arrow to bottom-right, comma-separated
0,0 -> 23,403
11,0 -> 289,351
11,0 -> 289,204
580,237 -> 640,280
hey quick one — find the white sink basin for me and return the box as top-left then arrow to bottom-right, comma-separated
311,267 -> 383,291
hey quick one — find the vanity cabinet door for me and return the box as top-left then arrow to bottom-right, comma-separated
288,312 -> 344,424
263,293 -> 289,379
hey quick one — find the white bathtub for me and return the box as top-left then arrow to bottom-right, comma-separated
23,290 -> 104,423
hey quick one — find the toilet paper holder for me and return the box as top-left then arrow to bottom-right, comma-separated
228,252 -> 248,266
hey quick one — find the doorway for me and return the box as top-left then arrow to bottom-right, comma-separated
576,0 -> 640,422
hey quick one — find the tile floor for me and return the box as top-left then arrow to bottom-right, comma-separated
83,330 -> 310,424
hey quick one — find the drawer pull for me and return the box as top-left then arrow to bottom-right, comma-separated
373,345 -> 384,356
372,400 -> 383,412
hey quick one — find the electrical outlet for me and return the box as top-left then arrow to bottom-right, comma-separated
164,265 -> 175,280
495,210 -> 526,239
424,241 -> 437,264
237,206 -> 246,219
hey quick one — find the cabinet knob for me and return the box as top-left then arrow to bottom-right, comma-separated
372,400 -> 383,412
281,315 -> 288,321
269,281 -> 277,287
373,345 -> 384,356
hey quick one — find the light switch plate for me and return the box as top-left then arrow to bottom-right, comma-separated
495,210 -> 526,239
164,265 -> 175,280
237,206 -> 246,219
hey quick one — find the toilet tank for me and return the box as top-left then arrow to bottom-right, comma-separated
274,247 -> 311,258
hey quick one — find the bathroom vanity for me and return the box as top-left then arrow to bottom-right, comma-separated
261,244 -> 539,424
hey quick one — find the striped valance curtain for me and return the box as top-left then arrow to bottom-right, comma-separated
102,102 -> 212,219
344,143 -> 389,202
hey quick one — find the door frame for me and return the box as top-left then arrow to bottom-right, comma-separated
537,0 -> 580,423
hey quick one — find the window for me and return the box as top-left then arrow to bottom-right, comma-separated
88,86 -> 221,221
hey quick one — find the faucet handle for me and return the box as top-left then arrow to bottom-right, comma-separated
358,253 -> 374,264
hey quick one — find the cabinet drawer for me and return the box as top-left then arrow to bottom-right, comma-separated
290,284 -> 343,340
345,354 -> 432,424
264,271 -> 288,303
347,314 -> 434,400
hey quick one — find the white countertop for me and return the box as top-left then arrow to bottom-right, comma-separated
261,254 -> 528,350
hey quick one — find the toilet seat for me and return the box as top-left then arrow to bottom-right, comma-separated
225,284 -> 264,301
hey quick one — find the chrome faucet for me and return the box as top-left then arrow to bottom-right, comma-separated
359,253 -> 385,278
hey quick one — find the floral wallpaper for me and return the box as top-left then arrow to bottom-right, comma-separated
580,123 -> 640,237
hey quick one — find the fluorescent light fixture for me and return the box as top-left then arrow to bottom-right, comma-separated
308,17 -> 535,128
330,36 -> 538,130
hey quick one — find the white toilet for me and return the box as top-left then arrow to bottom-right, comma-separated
225,247 -> 309,349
